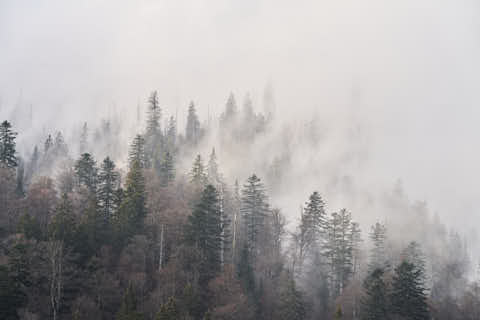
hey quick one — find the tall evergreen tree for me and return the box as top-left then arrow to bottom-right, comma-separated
391,261 -> 430,320
49,193 -> 77,246
368,222 -> 388,272
278,275 -> 306,320
145,91 -> 162,166
117,284 -> 144,320
44,134 -> 53,154
97,157 -> 120,222
53,131 -> 68,158
159,151 -> 175,187
165,116 -> 176,152
190,154 -> 207,187
361,268 -> 389,320
240,174 -> 269,261
116,160 -> 147,238
0,120 -> 17,168
185,101 -> 201,145
129,134 -> 147,168
186,184 -> 223,282
207,148 -> 220,185
74,153 -> 98,193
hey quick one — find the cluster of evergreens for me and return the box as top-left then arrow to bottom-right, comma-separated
0,92 -> 479,320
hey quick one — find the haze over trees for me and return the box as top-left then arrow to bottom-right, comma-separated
0,90 -> 478,320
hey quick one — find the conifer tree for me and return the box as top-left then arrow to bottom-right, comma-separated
97,157 -> 119,222
44,134 -> 53,154
278,275 -> 306,320
129,134 -> 147,168
15,158 -> 25,197
0,120 -> 17,168
368,222 -> 388,272
165,116 -> 176,152
221,93 -> 237,124
185,101 -> 200,145
156,297 -> 179,320
240,174 -> 269,261
190,154 -> 207,187
74,153 -> 98,193
186,184 -> 222,282
145,91 -> 162,165
53,131 -> 68,158
159,151 -> 175,187
361,268 -> 389,320
116,160 -> 146,238
391,261 -> 430,320
117,284 -> 144,320
207,148 -> 220,185
49,193 -> 77,246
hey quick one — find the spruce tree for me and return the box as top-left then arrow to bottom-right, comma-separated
159,151 -> 175,187
129,134 -> 147,169
165,116 -> 176,152
186,184 -> 222,282
185,101 -> 200,145
156,297 -> 178,320
190,154 -> 207,187
361,268 -> 389,320
97,157 -> 119,222
391,261 -> 430,320
278,275 -> 306,320
145,91 -> 162,165
207,148 -> 220,185
49,193 -> 77,246
116,160 -> 146,239
44,134 -> 53,154
368,222 -> 388,272
240,174 -> 269,261
117,284 -> 144,320
0,120 -> 17,168
74,153 -> 98,194
53,131 -> 68,158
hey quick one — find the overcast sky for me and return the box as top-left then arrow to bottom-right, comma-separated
1,0 -> 480,233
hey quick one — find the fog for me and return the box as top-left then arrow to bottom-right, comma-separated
2,0 -> 480,237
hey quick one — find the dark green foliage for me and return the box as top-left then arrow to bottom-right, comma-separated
97,157 -> 120,222
129,134 -> 147,168
0,266 -> 24,320
116,284 -> 144,320
278,275 -> 306,320
0,120 -> 17,168
156,297 -> 179,320
361,268 -> 389,320
186,184 -> 223,282
74,153 -> 98,193
15,158 -> 24,197
240,174 -> 269,261
391,261 -> 430,320
49,193 -> 77,245
116,160 -> 146,240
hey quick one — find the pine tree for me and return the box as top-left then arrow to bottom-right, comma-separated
146,91 -> 161,138
74,153 -> 98,193
361,268 -> 389,320
165,116 -> 176,152
53,131 -> 68,158
391,261 -> 430,320
278,275 -> 306,320
0,120 -> 17,168
117,284 -> 144,320
44,134 -> 53,154
240,174 -> 269,262
368,222 -> 388,272
116,160 -> 147,239
221,93 -> 237,124
156,297 -> 178,320
207,148 -> 220,185
49,193 -> 77,246
145,91 -> 162,165
186,184 -> 223,282
159,151 -> 175,187
190,154 -> 207,187
97,157 -> 120,222
129,134 -> 147,168
15,158 -> 25,197
304,191 -> 326,242
185,101 -> 200,145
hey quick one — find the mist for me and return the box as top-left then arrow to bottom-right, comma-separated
1,1 -> 480,318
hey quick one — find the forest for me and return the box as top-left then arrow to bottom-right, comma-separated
0,90 -> 478,320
